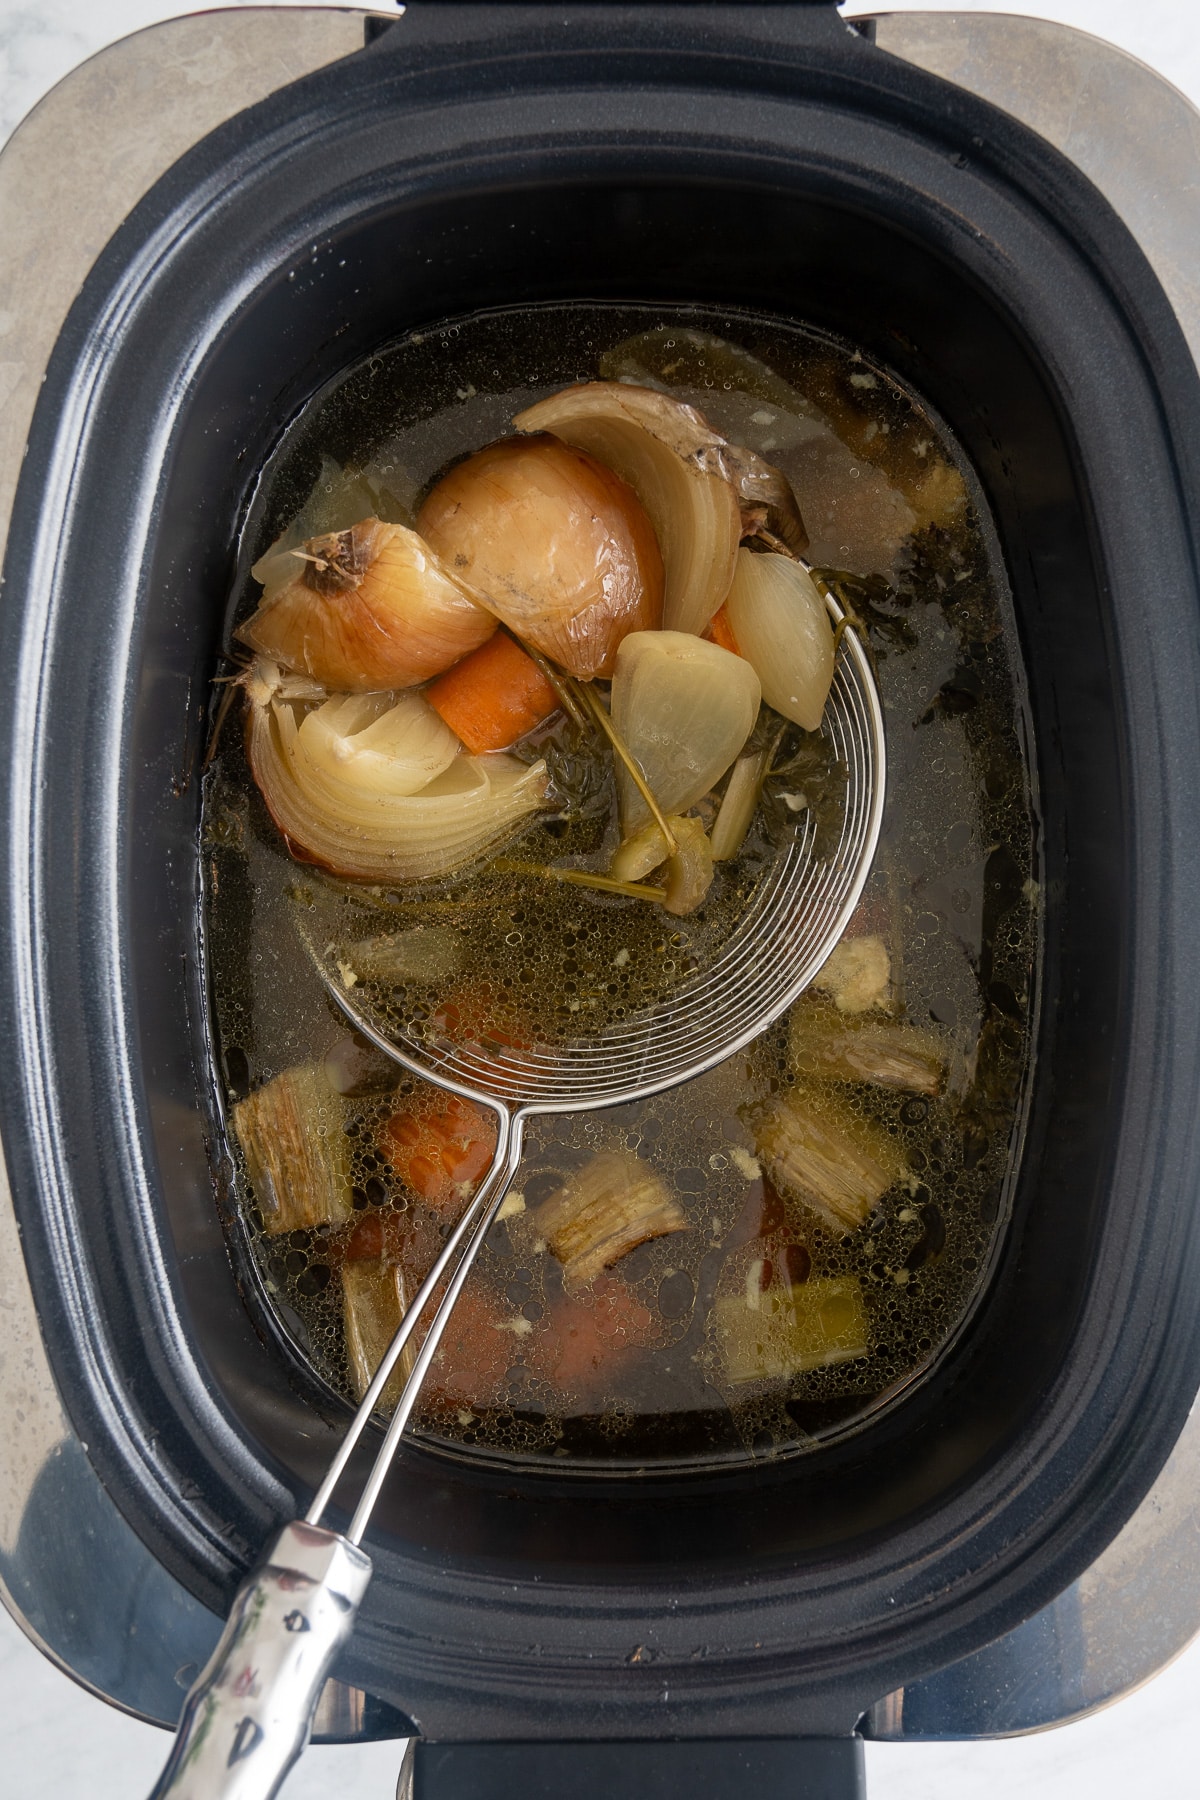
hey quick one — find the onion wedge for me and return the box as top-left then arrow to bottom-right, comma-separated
610,630 -> 760,836
723,549 -> 835,732
238,517 -> 496,691
244,666 -> 549,882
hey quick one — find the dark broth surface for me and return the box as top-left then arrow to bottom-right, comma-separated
204,303 -> 1039,1471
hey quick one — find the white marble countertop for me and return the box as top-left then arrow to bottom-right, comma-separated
1,3 -> 1199,1796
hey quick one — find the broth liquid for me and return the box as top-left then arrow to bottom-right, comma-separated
204,303 -> 1039,1471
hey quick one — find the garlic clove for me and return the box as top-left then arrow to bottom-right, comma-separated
609,816 -> 673,884
606,811 -> 715,915
515,382 -> 740,636
610,630 -> 761,835
237,516 -> 496,692
416,435 -> 663,680
661,814 -> 715,917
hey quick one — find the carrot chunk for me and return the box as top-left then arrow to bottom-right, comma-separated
703,602 -> 741,656
379,1093 -> 498,1214
422,1282 -> 515,1409
528,1273 -> 653,1398
425,629 -> 561,753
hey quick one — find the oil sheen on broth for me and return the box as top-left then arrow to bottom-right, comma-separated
204,303 -> 1038,1471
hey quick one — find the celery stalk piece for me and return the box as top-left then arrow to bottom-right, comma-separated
716,1274 -> 868,1382
788,1001 -> 947,1096
342,1258 -> 416,1409
232,1060 -> 353,1234
535,1150 -> 687,1290
757,1079 -> 906,1233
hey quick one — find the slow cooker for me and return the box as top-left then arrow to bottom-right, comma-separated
4,6 -> 1200,1796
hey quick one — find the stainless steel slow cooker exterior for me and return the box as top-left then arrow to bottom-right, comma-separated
2,10 -> 1200,1785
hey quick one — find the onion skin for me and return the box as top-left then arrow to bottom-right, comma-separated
515,384 -> 739,637
416,435 -> 663,680
236,517 -> 496,691
723,548 -> 835,732
610,630 -> 761,835
718,440 -> 809,559
244,679 -> 549,882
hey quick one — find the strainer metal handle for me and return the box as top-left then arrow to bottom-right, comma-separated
145,1080 -> 527,1800
145,1521 -> 371,1800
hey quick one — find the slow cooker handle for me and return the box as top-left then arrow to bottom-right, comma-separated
144,1521 -> 372,1800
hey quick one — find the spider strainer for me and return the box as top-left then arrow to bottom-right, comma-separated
150,599 -> 884,1800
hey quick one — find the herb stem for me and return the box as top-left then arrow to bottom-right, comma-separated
522,642 -> 590,732
572,681 -> 679,858
493,859 -> 666,903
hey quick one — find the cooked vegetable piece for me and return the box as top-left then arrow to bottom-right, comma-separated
710,742 -> 775,861
340,1211 -> 399,1262
428,986 -> 533,1055
757,1080 -> 906,1233
339,1202 -> 445,1302
662,814 -> 715,916
607,811 -> 714,915
416,435 -> 663,679
725,1175 -> 788,1250
342,1258 -> 416,1406
789,1001 -> 947,1096
534,1150 -> 687,1290
515,382 -> 739,636
610,631 -> 760,836
380,1093 -> 498,1215
422,1282 -> 520,1410
608,815 -> 678,884
323,1032 -> 403,1098
244,662 -> 549,882
715,1274 -> 868,1383
306,687 -> 462,792
238,517 -> 496,690
528,1272 -> 655,1396
718,438 -> 810,559
337,926 -> 465,987
704,603 -> 741,655
425,629 -> 561,752
811,934 -> 891,1014
232,1061 -> 352,1233
723,549 -> 835,732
